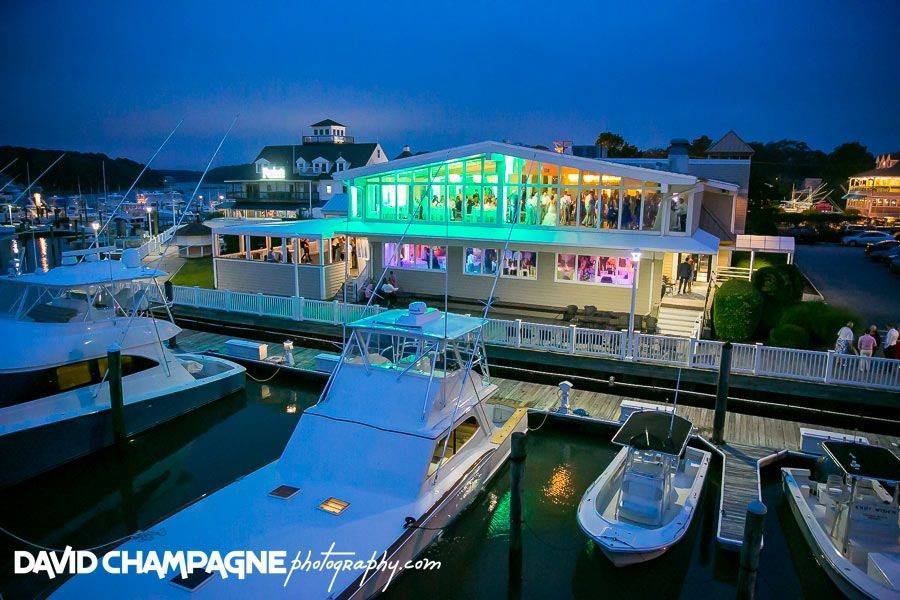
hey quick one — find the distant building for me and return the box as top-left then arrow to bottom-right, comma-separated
845,152 -> 900,223
222,119 -> 387,220
174,218 -> 213,258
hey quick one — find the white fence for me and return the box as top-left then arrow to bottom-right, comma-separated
136,226 -> 177,259
158,285 -> 900,391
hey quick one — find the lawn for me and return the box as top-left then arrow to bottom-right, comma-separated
170,257 -> 215,288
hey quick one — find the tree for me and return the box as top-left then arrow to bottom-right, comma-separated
823,142 -> 874,207
594,132 -> 639,157
688,135 -> 712,157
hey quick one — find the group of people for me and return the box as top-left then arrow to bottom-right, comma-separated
363,271 -> 400,308
835,322 -> 899,360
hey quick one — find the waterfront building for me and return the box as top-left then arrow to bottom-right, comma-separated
209,139 -> 750,329
844,152 -> 900,223
221,119 -> 387,220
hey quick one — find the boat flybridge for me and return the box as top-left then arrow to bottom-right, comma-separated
783,442 -> 900,599
577,411 -> 711,566
55,301 -> 527,598
0,246 -> 245,486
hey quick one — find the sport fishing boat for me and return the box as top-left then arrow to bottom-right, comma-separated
783,441 -> 900,599
54,301 -> 527,598
576,411 -> 710,566
0,246 -> 245,486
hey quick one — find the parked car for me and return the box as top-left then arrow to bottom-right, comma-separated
787,226 -> 818,244
890,255 -> 900,274
865,239 -> 900,258
841,230 -> 893,246
880,245 -> 900,264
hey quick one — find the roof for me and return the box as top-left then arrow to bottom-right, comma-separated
2,260 -> 166,288
706,131 -> 754,156
230,201 -> 307,211
175,221 -> 211,236
612,411 -> 693,456
335,141 -> 698,186
321,193 -> 348,214
852,162 -> 900,179
252,143 -> 379,174
349,306 -> 485,340
211,217 -> 721,254
310,118 -> 344,127
822,441 -> 900,483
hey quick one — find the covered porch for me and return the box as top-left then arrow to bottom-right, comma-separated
210,220 -> 371,300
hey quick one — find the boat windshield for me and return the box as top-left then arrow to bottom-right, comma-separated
0,279 -> 151,323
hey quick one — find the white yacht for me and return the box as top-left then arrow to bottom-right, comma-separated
0,247 -> 245,486
783,441 -> 900,599
53,301 -> 527,598
577,411 -> 710,566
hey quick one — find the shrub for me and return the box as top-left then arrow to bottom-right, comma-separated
713,279 -> 764,342
752,266 -> 795,307
777,301 -> 861,348
777,263 -> 805,301
768,324 -> 810,349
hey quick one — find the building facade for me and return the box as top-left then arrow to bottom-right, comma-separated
222,119 -> 387,220
209,140 -> 748,330
845,152 -> 900,223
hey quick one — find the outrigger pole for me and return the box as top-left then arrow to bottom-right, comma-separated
90,119 -> 184,249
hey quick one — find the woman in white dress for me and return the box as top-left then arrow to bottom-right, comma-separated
541,191 -> 558,226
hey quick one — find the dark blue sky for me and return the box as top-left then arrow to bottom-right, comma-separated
1,0 -> 898,169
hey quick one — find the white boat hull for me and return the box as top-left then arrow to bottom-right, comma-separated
782,468 -> 900,600
343,411 -> 527,599
577,445 -> 711,567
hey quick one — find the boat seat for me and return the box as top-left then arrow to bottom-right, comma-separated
618,470 -> 665,526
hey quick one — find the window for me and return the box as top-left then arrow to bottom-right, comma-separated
383,243 -> 446,271
556,254 -> 634,287
501,249 -> 538,279
427,416 -> 480,477
4,355 -> 159,409
463,247 -> 498,276
325,185 -> 332,194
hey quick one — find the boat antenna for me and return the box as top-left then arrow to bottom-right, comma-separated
433,153 -> 535,482
669,366 -> 682,437
10,153 -> 65,207
90,119 -> 183,249
314,150 -> 453,406
0,157 -> 17,177
93,115 -> 239,394
0,174 -> 17,194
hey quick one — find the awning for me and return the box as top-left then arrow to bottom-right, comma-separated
211,218 -> 720,255
230,201 -> 306,211
612,411 -> 693,456
822,441 -> 900,483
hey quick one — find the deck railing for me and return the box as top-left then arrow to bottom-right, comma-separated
156,285 -> 900,391
136,226 -> 177,259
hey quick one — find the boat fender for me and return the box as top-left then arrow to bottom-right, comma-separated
573,408 -> 590,417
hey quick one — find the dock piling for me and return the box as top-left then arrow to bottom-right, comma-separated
713,341 -> 732,445
509,431 -> 526,587
107,344 -> 126,444
736,500 -> 767,599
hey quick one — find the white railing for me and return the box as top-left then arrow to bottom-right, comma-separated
157,285 -> 900,391
137,226 -> 177,259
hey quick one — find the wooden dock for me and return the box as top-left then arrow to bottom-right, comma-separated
175,328 -> 900,549
176,329 -> 333,377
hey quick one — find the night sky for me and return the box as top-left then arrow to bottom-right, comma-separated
1,0 -> 898,169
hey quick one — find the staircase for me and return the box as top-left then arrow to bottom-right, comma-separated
656,304 -> 704,337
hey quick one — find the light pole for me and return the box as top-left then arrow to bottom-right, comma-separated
628,249 -> 642,355
146,205 -> 153,237
91,221 -> 100,247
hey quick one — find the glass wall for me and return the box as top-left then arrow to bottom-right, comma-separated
352,153 -> 677,233
555,253 -> 634,287
383,243 -> 447,271
463,246 -> 537,279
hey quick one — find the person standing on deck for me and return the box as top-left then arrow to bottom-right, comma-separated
858,328 -> 877,371
885,323 -> 898,359
835,322 -> 857,355
676,257 -> 692,295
